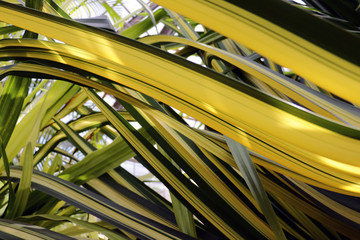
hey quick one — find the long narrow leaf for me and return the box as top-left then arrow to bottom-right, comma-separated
3,167 -> 197,240
19,214 -> 130,240
151,0 -> 360,105
0,219 -> 76,240
1,61 -> 359,196
225,136 -> 286,240
84,87 -> 272,239
6,143 -> 33,218
52,116 -> 96,155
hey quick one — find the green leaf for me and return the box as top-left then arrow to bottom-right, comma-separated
0,1 -> 360,240
0,218 -> 76,240
170,192 -> 197,237
1,58 -> 359,196
6,142 -> 33,219
6,82 -> 78,163
157,144 -> 197,237
52,116 -> 96,155
136,0 -> 159,34
18,214 -> 131,240
152,0 -> 360,105
112,167 -> 172,210
225,136 -> 286,240
23,79 -> 49,108
84,88 -> 272,239
4,167 -> 197,240
59,134 -> 138,184
121,8 -> 167,38
0,76 -> 30,152
165,10 -> 199,40
46,153 -> 62,175
44,0 -> 71,19
0,25 -> 22,35
0,136 -> 14,213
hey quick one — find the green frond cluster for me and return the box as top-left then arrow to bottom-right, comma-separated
0,0 -> 359,239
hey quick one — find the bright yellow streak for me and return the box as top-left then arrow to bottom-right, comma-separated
318,156 -> 360,177
278,114 -> 312,130
341,184 -> 360,194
